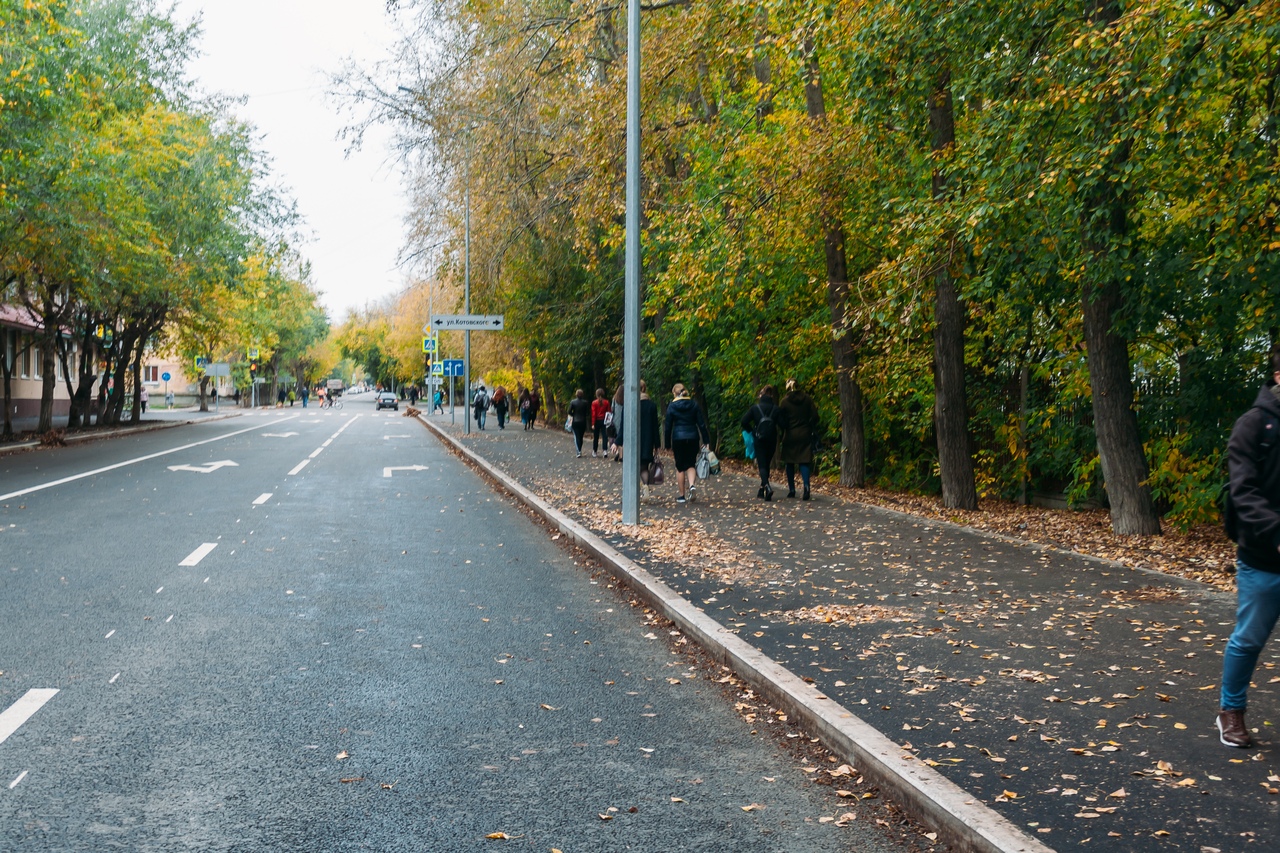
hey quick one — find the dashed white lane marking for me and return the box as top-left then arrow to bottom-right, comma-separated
322,439 -> 333,447
0,417 -> 301,502
109,673 -> 120,684
165,615 -> 173,623
0,689 -> 59,746
180,543 -> 218,567
308,448 -> 324,459
9,770 -> 29,789
253,493 -> 273,506
287,459 -> 310,476
104,630 -> 115,639
155,587 -> 163,594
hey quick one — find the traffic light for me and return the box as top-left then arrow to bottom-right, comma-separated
424,355 -> 432,377
249,360 -> 258,377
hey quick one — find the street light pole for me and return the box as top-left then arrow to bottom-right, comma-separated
621,0 -> 642,525
464,131 -> 473,435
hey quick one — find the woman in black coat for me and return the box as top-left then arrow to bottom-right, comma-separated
777,378 -> 819,499
740,384 -> 780,500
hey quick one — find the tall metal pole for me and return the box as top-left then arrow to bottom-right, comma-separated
621,0 -> 642,525
464,132 -> 473,435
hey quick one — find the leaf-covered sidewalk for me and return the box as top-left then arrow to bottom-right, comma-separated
430,414 -> 1279,852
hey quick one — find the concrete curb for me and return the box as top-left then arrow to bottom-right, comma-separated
417,414 -> 1054,853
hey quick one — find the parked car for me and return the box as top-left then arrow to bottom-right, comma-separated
375,391 -> 399,411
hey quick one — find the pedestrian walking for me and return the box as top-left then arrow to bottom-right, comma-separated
664,383 -> 710,504
617,381 -> 661,496
568,389 -> 592,457
778,378 -> 819,500
527,387 -> 541,429
518,386 -> 531,428
301,386 -> 309,407
139,386 -> 148,413
409,385 -> 419,405
740,384 -> 780,500
276,387 -> 286,407
433,387 -> 444,414
606,385 -> 622,460
1218,342 -> 1280,748
287,388 -> 296,406
493,385 -> 509,429
591,388 -> 611,457
472,384 -> 490,430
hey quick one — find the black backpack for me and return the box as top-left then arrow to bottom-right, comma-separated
1223,409 -> 1280,543
752,403 -> 778,444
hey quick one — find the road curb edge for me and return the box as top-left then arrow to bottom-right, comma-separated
417,415 -> 1055,853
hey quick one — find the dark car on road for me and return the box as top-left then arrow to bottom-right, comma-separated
375,391 -> 399,411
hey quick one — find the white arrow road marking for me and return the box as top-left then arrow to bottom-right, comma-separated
261,432 -> 300,438
180,543 -> 218,566
384,465 -> 430,478
166,460 -> 239,474
253,493 -> 273,506
0,417 -> 300,502
0,689 -> 59,746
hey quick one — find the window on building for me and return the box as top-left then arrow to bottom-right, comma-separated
144,365 -> 160,384
20,336 -> 30,378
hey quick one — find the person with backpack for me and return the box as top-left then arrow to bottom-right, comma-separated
472,384 -> 490,430
527,387 -> 541,429
1218,342 -> 1280,748
568,389 -> 593,457
493,385 -> 509,429
665,383 -> 711,504
778,378 -> 820,500
590,388 -> 612,457
740,384 -> 780,500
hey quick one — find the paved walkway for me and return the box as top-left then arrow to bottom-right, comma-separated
428,412 -> 1280,852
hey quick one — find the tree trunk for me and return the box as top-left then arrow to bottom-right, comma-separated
1,330 -> 14,440
804,40 -> 865,487
929,74 -> 978,509
1081,277 -> 1160,533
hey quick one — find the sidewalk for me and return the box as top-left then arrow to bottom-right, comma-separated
426,412 -> 1278,852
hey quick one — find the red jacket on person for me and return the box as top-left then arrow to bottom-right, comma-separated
591,398 -> 611,423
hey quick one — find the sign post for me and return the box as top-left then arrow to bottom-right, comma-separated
432,317 -> 505,433
162,372 -> 171,408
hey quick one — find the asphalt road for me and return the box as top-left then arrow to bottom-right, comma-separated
0,401 -> 911,852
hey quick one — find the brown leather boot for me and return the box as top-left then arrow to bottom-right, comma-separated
1217,709 -> 1252,748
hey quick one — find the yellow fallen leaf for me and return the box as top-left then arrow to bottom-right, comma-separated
1108,788 -> 1127,799
598,813 -> 613,821
670,797 -> 684,803
336,751 -> 349,760
1002,790 -> 1018,799
540,704 -> 560,711
1174,722 -> 1187,730
741,803 -> 766,812
484,831 -> 510,839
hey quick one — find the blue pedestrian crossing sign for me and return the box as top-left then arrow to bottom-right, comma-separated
422,337 -> 438,354
431,362 -> 444,376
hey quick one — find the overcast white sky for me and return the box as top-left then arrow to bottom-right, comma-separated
172,1 -> 410,324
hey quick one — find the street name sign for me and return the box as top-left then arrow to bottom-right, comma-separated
205,362 -> 231,377
432,314 -> 505,330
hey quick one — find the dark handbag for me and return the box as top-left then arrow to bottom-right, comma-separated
648,458 -> 665,485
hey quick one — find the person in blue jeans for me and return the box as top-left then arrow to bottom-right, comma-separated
1219,343 -> 1280,748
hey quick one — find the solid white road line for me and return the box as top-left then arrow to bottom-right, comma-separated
287,460 -> 309,476
253,493 -> 273,506
0,689 -> 59,746
0,416 -> 303,502
180,543 -> 218,566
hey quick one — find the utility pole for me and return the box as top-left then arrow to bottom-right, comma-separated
621,0 -> 642,525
